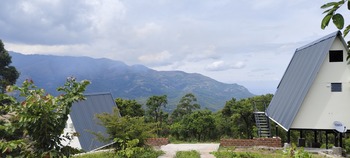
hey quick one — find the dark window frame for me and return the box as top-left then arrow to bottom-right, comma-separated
331,83 -> 342,92
329,50 -> 343,62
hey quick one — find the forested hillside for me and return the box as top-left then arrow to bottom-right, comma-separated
10,52 -> 254,111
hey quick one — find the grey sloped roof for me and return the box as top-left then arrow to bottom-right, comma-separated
266,31 -> 345,131
70,92 -> 116,151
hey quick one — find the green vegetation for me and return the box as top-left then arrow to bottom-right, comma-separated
145,95 -> 169,136
211,146 -> 324,158
74,148 -> 164,158
74,151 -> 116,158
284,145 -> 313,158
95,107 -> 157,157
0,40 -> 19,94
115,98 -> 144,117
212,151 -> 260,158
0,78 -> 90,157
321,0 -> 350,56
175,150 -> 200,158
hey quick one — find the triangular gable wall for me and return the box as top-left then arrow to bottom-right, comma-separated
266,31 -> 343,131
290,36 -> 350,130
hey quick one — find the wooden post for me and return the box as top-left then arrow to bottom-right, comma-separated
326,131 -> 328,149
275,125 -> 278,137
334,132 -> 338,147
314,130 -> 317,143
287,130 -> 291,144
340,133 -> 343,148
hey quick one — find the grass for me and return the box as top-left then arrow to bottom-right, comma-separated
211,146 -> 326,158
74,150 -> 116,158
175,150 -> 200,158
73,148 -> 164,158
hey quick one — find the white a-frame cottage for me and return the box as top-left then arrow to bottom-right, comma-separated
266,31 -> 350,147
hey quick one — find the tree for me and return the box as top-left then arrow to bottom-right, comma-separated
221,94 -> 273,139
96,107 -> 157,158
229,98 -> 255,139
145,95 -> 168,136
115,98 -> 144,117
217,98 -> 237,138
173,110 -> 216,141
171,93 -> 200,122
0,40 -> 19,94
321,0 -> 350,55
96,107 -> 156,148
0,78 -> 90,157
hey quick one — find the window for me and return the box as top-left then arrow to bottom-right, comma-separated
331,83 -> 342,92
329,50 -> 343,62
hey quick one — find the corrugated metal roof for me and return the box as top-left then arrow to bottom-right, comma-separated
70,92 -> 117,151
266,31 -> 344,131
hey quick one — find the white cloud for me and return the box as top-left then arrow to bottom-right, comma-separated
138,50 -> 172,66
205,61 -> 246,71
0,0 -> 337,94
134,22 -> 163,38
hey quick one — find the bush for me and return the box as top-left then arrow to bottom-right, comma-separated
175,150 -> 200,158
345,137 -> 350,154
74,147 -> 163,158
211,151 -> 259,158
284,144 -> 313,158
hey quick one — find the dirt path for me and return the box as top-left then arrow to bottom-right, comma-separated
158,143 -> 220,158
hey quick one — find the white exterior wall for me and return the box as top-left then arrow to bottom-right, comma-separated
61,115 -> 82,149
291,37 -> 350,129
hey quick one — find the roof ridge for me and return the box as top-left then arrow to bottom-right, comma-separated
296,31 -> 340,52
84,92 -> 112,96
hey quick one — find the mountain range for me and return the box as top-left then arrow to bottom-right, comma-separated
9,52 -> 254,111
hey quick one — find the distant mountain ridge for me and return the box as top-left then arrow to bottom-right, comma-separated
10,52 -> 254,111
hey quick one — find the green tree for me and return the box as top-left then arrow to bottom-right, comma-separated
95,107 -> 157,157
0,78 -> 90,157
0,40 -> 19,94
321,0 -> 350,55
180,110 -> 216,141
95,107 -> 156,148
171,93 -> 200,122
217,98 -> 237,138
221,94 -> 273,139
229,98 -> 255,139
115,98 -> 144,117
145,95 -> 168,136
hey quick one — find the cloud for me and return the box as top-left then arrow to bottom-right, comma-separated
0,0 -> 338,94
138,50 -> 172,66
0,0 -> 126,45
186,45 -> 220,62
134,22 -> 163,38
205,61 -> 246,71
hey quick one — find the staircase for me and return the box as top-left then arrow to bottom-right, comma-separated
254,111 -> 271,138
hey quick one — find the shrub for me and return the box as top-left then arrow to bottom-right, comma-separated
175,150 -> 200,158
211,151 -> 259,158
284,144 -> 313,158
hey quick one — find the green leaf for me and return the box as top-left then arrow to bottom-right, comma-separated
332,13 -> 344,29
343,25 -> 350,37
322,8 -> 333,14
321,14 -> 333,29
321,2 -> 339,9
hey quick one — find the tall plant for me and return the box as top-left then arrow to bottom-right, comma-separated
0,78 -> 90,157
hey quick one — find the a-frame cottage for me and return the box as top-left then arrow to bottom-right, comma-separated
266,31 -> 350,148
62,92 -> 118,152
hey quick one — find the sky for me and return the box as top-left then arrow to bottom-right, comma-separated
0,0 -> 345,95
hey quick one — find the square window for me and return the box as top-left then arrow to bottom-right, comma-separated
329,50 -> 343,62
331,83 -> 342,92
